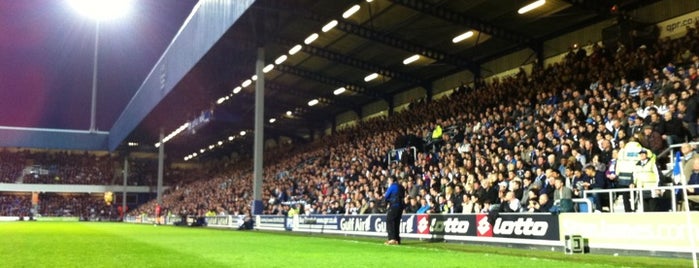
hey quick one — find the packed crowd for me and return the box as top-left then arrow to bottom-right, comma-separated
0,194 -> 30,216
0,193 -> 115,219
37,193 -> 113,218
0,149 -> 207,216
128,22 -> 699,218
0,150 -> 117,185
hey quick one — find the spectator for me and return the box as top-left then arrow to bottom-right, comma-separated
416,198 -> 430,214
684,158 -> 699,210
632,150 -> 660,211
551,176 -> 574,213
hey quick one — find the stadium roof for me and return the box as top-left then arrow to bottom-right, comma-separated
0,0 -> 197,151
0,0 -> 662,158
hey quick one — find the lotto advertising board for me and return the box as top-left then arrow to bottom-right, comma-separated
289,213 -> 559,245
414,214 -> 476,236
474,213 -> 560,241
293,214 -> 416,236
416,213 -> 559,242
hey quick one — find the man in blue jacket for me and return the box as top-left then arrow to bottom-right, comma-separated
384,176 -> 405,245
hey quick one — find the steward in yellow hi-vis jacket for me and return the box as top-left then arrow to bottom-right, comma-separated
632,149 -> 660,212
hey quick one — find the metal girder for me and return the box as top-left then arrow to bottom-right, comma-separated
275,39 -> 423,85
275,64 -> 389,101
0,126 -> 109,151
389,0 -> 530,44
266,82 -> 360,113
563,0 -> 613,15
221,83 -> 349,127
334,20 -> 478,73
271,115 -> 324,131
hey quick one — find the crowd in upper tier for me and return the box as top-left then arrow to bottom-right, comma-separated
0,150 -> 116,185
129,21 -> 699,217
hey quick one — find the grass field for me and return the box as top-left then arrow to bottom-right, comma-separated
0,222 -> 692,268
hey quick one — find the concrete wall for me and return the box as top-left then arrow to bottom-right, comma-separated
432,70 -> 473,96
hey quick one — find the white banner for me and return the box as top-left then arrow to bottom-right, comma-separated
657,9 -> 699,39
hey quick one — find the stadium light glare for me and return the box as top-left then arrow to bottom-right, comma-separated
518,0 -> 546,14
263,64 -> 274,73
217,141 -> 223,146
240,131 -> 246,136
403,54 -> 420,65
289,45 -> 302,55
69,0 -> 133,21
242,79 -> 252,88
228,136 -> 234,141
200,149 -> 205,153
286,110 -> 293,116
269,118 -> 276,123
233,86 -> 242,94
334,87 -> 346,95
216,97 -> 225,104
304,33 -> 319,45
342,5 -> 360,19
155,122 -> 190,147
308,99 -> 319,106
364,73 -> 378,82
452,31 -> 474,43
274,55 -> 288,65
322,20 -> 338,32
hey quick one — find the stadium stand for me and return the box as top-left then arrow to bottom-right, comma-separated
0,193 -> 115,219
3,15 -> 699,221
0,150 -> 116,185
125,19 -> 699,218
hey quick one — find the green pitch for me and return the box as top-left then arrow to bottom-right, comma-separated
0,222 -> 691,268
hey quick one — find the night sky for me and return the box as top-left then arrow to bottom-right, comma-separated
0,0 -> 198,131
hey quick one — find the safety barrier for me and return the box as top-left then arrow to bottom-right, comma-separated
583,184 -> 699,212
121,211 -> 699,256
258,213 -> 562,247
125,215 -> 242,228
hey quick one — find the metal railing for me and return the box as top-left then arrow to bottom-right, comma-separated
571,198 -> 593,213
658,142 -> 699,175
657,141 -> 699,159
583,184 -> 699,212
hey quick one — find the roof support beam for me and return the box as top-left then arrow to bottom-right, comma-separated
229,91 -> 333,127
276,40 -> 423,85
389,0 -> 530,44
563,0 -> 613,16
275,64 -> 389,102
264,126 -> 310,143
266,82 -> 359,113
0,126 -> 109,151
333,20 -> 479,73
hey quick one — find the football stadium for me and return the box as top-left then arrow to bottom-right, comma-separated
1,0 -> 699,267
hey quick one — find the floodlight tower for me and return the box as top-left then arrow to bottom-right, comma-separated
68,0 -> 132,132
